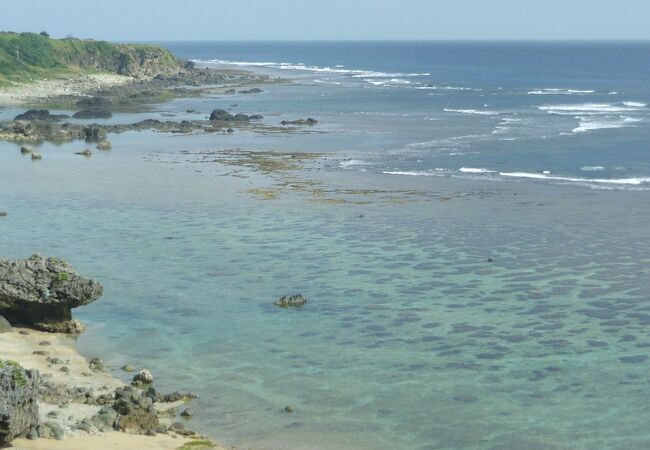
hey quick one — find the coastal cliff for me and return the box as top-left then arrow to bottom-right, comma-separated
0,32 -> 184,86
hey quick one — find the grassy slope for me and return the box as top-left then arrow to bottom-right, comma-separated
0,32 -> 180,86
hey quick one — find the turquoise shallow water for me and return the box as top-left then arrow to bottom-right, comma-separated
1,40 -> 650,449
1,128 -> 650,449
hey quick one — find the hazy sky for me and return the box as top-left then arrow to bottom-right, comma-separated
1,0 -> 649,41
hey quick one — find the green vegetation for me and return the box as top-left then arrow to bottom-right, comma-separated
0,31 -> 181,86
0,359 -> 28,387
177,440 -> 218,450
56,272 -> 69,282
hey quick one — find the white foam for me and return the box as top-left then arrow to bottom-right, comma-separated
528,88 -> 595,95
499,171 -> 650,185
415,85 -> 481,92
582,166 -> 605,171
382,170 -> 439,177
364,78 -> 412,87
385,168 -> 650,188
195,59 -> 429,79
572,116 -> 641,133
538,103 -> 646,115
444,108 -> 499,116
340,160 -> 368,167
313,79 -> 342,85
459,167 -> 494,174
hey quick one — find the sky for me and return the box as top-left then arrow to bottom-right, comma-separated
1,0 -> 649,41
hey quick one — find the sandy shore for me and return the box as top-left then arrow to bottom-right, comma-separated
0,328 -> 227,450
0,74 -> 133,106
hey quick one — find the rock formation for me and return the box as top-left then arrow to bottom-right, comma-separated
0,360 -> 40,446
0,254 -> 103,333
274,294 -> 308,308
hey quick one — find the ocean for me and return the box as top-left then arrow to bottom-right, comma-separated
167,41 -> 650,190
1,42 -> 650,449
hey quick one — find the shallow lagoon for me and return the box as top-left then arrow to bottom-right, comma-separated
1,125 -> 649,449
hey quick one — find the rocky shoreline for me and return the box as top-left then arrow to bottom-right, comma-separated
0,255 -> 227,450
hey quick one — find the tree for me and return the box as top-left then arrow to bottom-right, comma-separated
40,31 -> 50,38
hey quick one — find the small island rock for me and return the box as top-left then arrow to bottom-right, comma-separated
274,294 -> 307,308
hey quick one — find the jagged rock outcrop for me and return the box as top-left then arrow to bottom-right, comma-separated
0,361 -> 40,446
274,294 -> 308,308
112,386 -> 159,434
0,254 -> 103,332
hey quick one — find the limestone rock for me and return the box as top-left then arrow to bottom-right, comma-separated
273,294 -> 307,308
0,361 -> 40,445
0,315 -> 11,333
0,254 -> 103,332
132,369 -> 154,386
112,386 -> 159,434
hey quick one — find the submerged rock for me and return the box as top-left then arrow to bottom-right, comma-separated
281,118 -> 318,126
273,294 -> 307,308
14,109 -> 68,121
0,360 -> 40,446
76,97 -> 113,108
73,109 -> 113,119
74,148 -> 92,157
82,125 -> 107,142
0,211 -> 6,218
20,146 -> 32,154
0,254 -> 103,333
239,88 -> 262,94
30,152 -> 42,160
96,141 -> 112,150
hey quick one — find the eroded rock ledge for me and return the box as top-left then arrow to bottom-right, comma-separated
0,255 -> 103,333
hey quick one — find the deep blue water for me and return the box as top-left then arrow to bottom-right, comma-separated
161,41 -> 650,189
